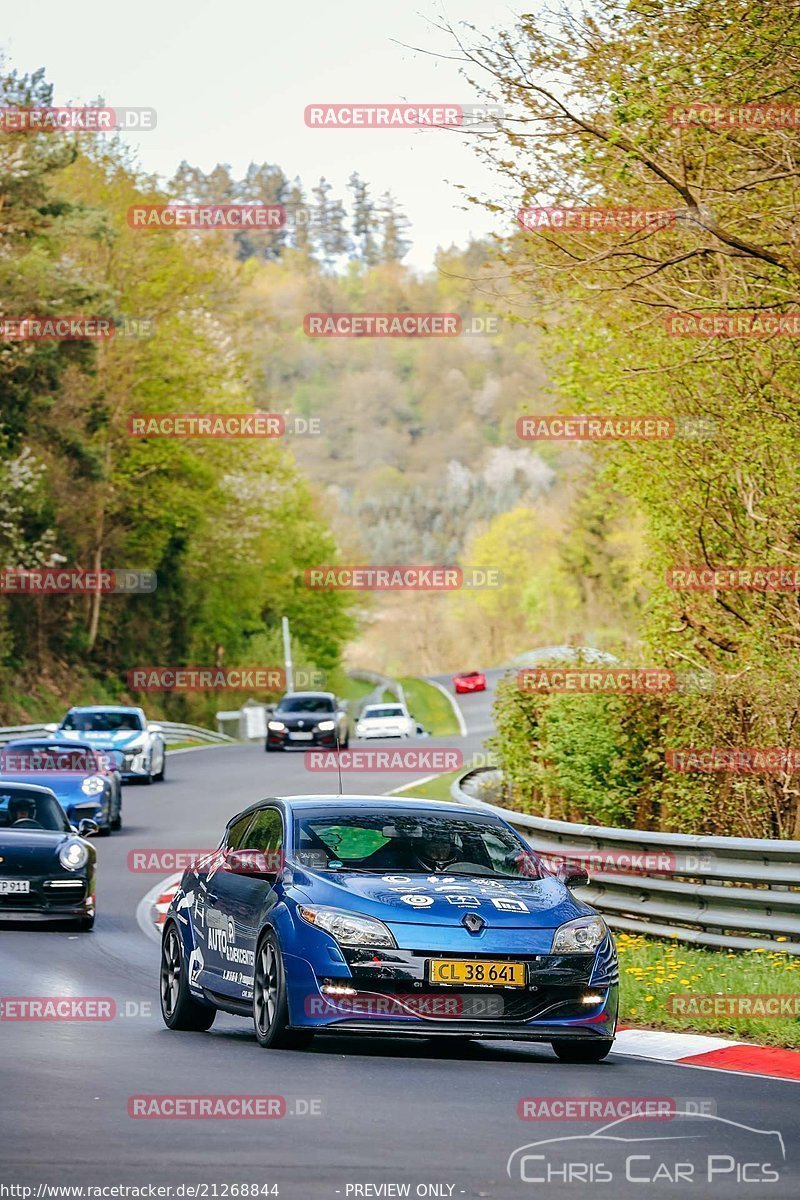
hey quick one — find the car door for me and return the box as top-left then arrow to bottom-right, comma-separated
196,812 -> 255,991
205,806 -> 284,1001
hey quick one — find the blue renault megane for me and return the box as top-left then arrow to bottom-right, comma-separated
160,796 -> 618,1061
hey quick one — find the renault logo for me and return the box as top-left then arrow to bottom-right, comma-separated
462,912 -> 485,934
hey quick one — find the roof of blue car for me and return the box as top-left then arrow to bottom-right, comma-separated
279,795 -> 493,817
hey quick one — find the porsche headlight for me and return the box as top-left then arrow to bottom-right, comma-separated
268,721 -> 286,732
297,905 -> 397,948
551,915 -> 607,954
81,775 -> 105,796
317,721 -> 336,731
59,840 -> 89,871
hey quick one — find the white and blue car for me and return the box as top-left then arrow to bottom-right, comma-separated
51,705 -> 166,785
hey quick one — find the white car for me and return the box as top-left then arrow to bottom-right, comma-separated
49,705 -> 166,785
355,703 -> 416,740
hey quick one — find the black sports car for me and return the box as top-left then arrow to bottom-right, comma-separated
0,783 -> 98,929
266,691 -> 349,751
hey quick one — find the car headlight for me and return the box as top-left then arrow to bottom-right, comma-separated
551,915 -> 607,954
59,840 -> 89,871
268,721 -> 286,732
297,905 -> 397,948
317,720 -> 336,731
81,775 -> 105,796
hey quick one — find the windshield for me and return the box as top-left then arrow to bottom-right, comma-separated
277,696 -> 335,714
362,706 -> 405,719
0,790 -> 71,832
62,710 -> 144,732
293,809 -> 544,877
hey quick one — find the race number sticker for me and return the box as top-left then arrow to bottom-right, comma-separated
400,894 -> 434,907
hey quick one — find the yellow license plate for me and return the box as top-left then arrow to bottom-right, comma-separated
428,959 -> 526,987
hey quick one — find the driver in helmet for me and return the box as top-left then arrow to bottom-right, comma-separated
411,832 -> 461,873
9,796 -> 37,824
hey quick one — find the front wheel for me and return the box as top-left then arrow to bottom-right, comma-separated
551,1039 -> 613,1064
155,751 -> 166,782
253,930 -> 313,1050
160,922 -> 216,1031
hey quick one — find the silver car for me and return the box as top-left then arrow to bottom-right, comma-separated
50,705 -> 166,785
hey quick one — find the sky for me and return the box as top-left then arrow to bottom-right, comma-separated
2,0 -> 527,269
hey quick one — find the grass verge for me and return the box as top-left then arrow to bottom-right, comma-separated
617,931 -> 800,1047
389,766 -> 462,802
398,677 -> 460,737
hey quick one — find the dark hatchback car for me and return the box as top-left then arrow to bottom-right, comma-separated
0,782 -> 98,928
265,692 -> 349,752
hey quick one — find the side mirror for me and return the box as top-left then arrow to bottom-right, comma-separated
78,818 -> 100,837
557,862 -> 590,888
148,723 -> 163,734
225,848 -> 278,879
44,723 -> 58,733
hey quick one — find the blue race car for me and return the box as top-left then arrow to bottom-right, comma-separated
0,739 -> 121,835
50,705 -> 166,784
160,796 -> 618,1060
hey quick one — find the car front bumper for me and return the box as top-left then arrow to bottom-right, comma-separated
267,731 -> 340,749
0,874 -> 94,921
284,942 -> 618,1039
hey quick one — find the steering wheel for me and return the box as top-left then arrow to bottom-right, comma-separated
13,818 -> 42,828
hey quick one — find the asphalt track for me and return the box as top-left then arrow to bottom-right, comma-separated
1,710 -> 798,1197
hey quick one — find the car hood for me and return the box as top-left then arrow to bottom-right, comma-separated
0,830 -> 85,866
289,868 -> 590,929
0,772 -> 104,805
56,729 -> 145,749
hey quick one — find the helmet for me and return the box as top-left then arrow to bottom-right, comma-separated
9,795 -> 37,823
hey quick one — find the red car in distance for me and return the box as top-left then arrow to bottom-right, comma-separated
452,670 -> 486,694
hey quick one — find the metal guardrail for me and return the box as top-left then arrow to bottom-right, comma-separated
452,766 -> 800,953
0,721 -> 235,746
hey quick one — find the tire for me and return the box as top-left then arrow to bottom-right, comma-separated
253,930 -> 313,1050
74,915 -> 94,931
340,732 -> 349,750
551,1039 -> 614,1064
160,922 -> 216,1031
96,824 -> 112,838
155,752 -> 166,782
111,812 -> 122,832
265,743 -> 276,752
142,767 -> 153,785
